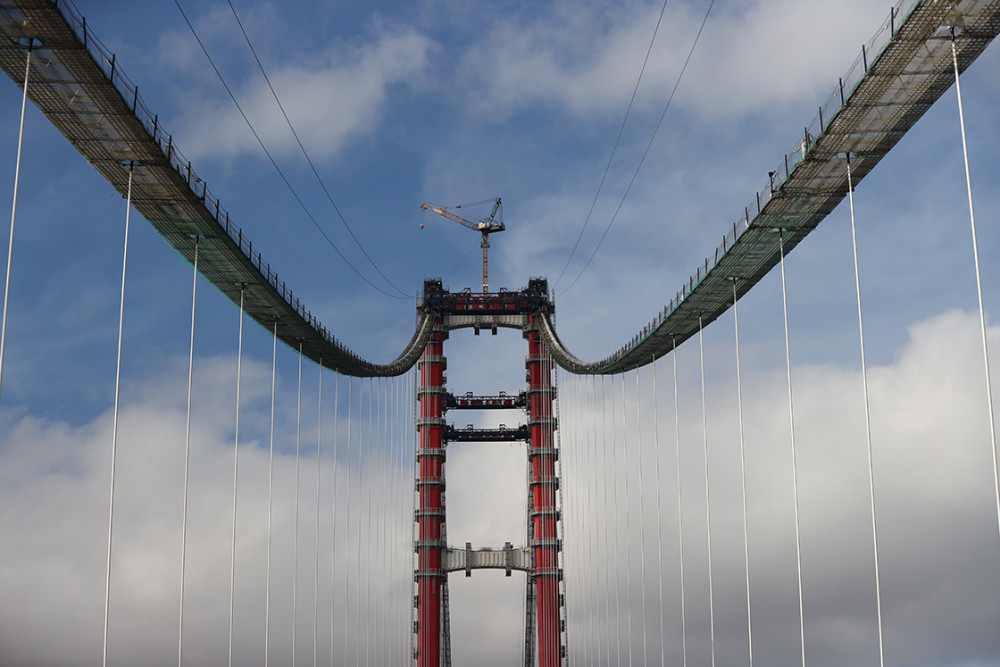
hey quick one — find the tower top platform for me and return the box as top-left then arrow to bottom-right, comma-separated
419,278 -> 553,333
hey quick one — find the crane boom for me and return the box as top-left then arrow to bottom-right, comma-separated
420,199 -> 505,292
420,203 -> 479,231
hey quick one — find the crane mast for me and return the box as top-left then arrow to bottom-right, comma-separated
420,198 -> 504,293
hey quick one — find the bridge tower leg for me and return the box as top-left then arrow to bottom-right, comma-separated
526,317 -> 563,666
415,324 -> 448,667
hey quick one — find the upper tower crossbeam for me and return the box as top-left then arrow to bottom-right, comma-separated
418,278 -> 553,336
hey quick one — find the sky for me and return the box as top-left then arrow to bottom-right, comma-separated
1,0 -> 999,665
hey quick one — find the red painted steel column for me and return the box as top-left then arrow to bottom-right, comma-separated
416,324 -> 447,667
526,317 -> 562,666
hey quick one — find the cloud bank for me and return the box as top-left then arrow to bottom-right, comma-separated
2,310 -> 999,665
459,0 -> 890,122
165,17 -> 434,163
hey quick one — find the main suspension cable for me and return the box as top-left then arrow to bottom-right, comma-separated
699,316 -> 717,667
0,45 -> 30,403
951,36 -> 1000,537
600,375 -> 613,666
590,374 -> 604,667
610,376 -> 624,665
636,369 -> 649,667
378,377 -> 390,665
621,373 -> 634,667
845,158 -> 885,667
354,380 -> 366,667
228,285 -> 246,667
386,375 -> 398,666
313,363 -> 323,667
103,164 -> 133,667
177,237 -> 199,667
573,376 -> 587,665
264,319 -> 278,666
779,231 -> 807,667
330,372 -> 340,667
292,344 -> 303,666
587,376 -> 597,662
672,338 -> 688,667
733,281 -> 754,667
652,357 -> 666,667
364,379 -> 376,667
343,378 -> 353,666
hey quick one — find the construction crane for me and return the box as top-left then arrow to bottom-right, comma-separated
420,198 -> 504,293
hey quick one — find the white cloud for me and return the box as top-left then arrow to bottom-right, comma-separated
5,0 -> 1000,663
459,0 -> 891,122
2,310 -> 999,665
174,27 -> 434,162
0,356 -> 415,666
558,308 -> 1000,666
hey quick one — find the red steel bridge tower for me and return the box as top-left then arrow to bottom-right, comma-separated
414,278 -> 566,666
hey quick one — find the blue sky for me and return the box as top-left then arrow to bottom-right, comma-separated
1,0 -> 1000,665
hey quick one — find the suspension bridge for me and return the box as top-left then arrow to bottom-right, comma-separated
1,0 -> 999,665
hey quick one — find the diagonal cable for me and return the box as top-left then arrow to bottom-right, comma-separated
173,0 -> 407,299
554,0 -> 672,289
562,0 -> 715,294
226,0 -> 409,298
